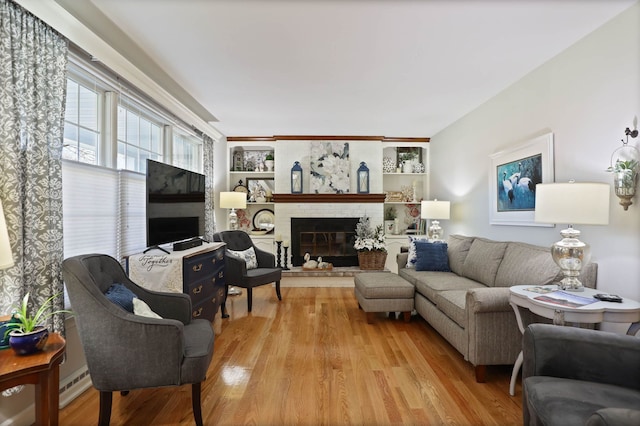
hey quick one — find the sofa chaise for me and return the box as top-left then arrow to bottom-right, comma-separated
396,234 -> 597,382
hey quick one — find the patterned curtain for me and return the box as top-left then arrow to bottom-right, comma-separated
0,0 -> 68,334
203,133 -> 216,241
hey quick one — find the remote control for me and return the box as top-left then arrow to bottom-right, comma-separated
594,293 -> 623,303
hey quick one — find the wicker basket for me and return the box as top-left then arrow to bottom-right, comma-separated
357,251 -> 387,270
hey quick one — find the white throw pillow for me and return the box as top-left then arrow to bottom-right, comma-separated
226,247 -> 258,270
405,235 -> 430,269
132,298 -> 163,319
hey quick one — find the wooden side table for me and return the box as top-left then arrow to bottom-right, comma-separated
508,285 -> 640,396
0,332 -> 66,426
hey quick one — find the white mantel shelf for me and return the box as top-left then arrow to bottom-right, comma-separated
273,193 -> 386,203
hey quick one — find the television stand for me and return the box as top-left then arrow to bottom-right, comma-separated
143,245 -> 170,254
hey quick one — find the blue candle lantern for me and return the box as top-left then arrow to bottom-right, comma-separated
291,161 -> 303,193
357,161 -> 369,193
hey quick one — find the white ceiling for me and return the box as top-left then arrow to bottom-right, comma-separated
67,0 -> 636,137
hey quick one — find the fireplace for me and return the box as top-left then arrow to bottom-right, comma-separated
291,217 -> 359,267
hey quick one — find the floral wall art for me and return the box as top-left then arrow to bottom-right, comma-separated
310,141 -> 350,193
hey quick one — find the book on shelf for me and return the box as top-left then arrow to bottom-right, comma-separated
534,290 -> 597,308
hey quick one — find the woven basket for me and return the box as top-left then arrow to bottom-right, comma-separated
357,251 -> 387,270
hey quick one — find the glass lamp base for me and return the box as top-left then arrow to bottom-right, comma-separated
551,226 -> 590,292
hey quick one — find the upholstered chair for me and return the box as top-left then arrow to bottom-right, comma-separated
212,230 -> 282,313
62,254 -> 214,426
523,323 -> 640,426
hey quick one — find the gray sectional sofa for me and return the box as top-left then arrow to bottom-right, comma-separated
396,234 -> 598,382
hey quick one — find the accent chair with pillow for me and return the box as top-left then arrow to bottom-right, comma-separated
212,230 -> 282,313
62,254 -> 215,426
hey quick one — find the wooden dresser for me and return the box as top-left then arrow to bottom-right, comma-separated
127,242 -> 226,322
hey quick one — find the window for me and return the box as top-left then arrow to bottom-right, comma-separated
62,53 -> 207,260
173,129 -> 203,172
63,78 -> 99,164
117,100 -> 163,174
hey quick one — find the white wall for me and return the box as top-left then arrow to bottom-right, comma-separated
429,3 -> 640,319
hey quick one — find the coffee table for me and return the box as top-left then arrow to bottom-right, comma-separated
508,285 -> 640,396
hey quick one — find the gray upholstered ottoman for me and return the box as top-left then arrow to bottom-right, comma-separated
354,272 -> 415,323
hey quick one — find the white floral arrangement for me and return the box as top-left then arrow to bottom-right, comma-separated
354,216 -> 387,252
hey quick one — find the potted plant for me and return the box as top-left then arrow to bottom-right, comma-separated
606,159 -> 638,210
4,292 -> 70,355
354,216 -> 387,270
384,207 -> 397,235
264,152 -> 275,172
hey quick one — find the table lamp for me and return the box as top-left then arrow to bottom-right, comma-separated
219,192 -> 247,230
534,181 -> 609,291
421,199 -> 450,241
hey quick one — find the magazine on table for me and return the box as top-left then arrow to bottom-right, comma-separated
533,290 -> 598,308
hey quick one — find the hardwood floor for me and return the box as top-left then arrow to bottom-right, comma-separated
59,286 -> 523,425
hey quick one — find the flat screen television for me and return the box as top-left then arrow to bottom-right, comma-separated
146,159 -> 206,247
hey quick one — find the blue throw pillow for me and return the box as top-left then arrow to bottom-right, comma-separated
414,241 -> 451,272
105,283 -> 136,312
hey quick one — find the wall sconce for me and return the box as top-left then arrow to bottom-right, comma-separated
291,161 -> 303,193
607,126 -> 639,210
357,162 -> 369,193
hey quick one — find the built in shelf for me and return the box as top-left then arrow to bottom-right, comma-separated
272,193 -> 386,203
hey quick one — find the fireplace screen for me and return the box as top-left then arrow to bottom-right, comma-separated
291,218 -> 359,267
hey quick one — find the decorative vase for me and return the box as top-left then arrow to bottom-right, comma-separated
264,160 -> 274,172
9,326 -> 49,355
384,220 -> 396,235
613,170 -> 637,210
402,160 -> 413,174
358,251 -> 387,270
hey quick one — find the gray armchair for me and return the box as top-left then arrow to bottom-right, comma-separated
523,323 -> 640,426
62,254 -> 214,426
212,230 -> 282,313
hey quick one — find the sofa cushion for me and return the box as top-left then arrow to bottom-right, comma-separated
462,238 -> 508,287
434,290 -> 468,328
405,235 -> 430,269
409,270 -> 482,303
494,242 -> 561,287
414,241 -> 451,272
525,376 -> 640,426
447,235 -> 474,276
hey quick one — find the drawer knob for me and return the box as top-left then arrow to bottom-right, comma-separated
193,285 -> 203,294
193,307 -> 203,317
192,263 -> 202,272
211,258 -> 216,264
218,271 -> 224,279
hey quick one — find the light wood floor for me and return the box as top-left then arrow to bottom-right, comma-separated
59,286 -> 523,425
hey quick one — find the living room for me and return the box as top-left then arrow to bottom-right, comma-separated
1,0 -> 639,425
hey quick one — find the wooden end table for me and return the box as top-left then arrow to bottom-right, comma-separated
0,332 -> 66,425
508,285 -> 640,396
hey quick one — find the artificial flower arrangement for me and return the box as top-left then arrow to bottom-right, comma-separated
354,215 -> 387,252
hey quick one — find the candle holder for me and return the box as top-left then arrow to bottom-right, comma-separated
275,241 -> 283,268
282,246 -> 290,270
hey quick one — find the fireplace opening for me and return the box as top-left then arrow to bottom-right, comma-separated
291,218 -> 359,267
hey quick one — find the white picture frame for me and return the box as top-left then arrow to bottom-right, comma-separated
489,132 -> 555,226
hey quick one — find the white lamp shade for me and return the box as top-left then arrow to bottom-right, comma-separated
421,200 -> 451,220
535,182 -> 610,225
219,192 -> 247,209
0,200 -> 14,270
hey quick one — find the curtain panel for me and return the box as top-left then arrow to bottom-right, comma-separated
0,0 -> 68,333
203,134 -> 215,241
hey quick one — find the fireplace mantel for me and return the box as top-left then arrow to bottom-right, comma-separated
273,193 -> 386,203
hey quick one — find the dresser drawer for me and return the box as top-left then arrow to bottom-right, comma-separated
183,250 -> 224,283
191,297 -> 217,322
